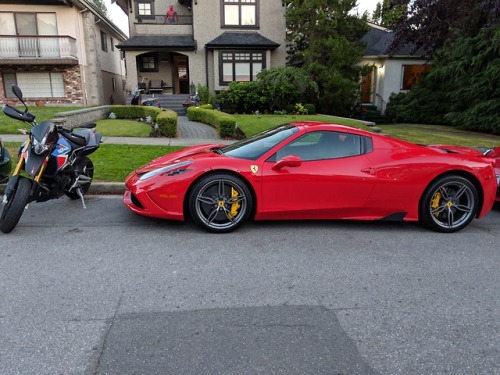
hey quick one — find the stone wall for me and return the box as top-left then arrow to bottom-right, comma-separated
52,106 -> 110,128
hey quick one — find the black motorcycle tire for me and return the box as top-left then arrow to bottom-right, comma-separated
66,157 -> 94,200
0,178 -> 32,234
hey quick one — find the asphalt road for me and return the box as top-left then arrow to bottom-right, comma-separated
1,196 -> 499,375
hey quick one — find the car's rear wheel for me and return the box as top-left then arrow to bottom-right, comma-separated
419,175 -> 478,232
188,173 -> 252,233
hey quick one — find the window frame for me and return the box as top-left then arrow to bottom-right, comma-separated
221,0 -> 259,29
136,0 -> 155,20
219,50 -> 265,85
3,72 -> 64,98
100,30 -> 108,52
139,53 -> 158,72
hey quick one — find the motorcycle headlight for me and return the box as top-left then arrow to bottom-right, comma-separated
138,160 -> 192,181
31,136 -> 51,156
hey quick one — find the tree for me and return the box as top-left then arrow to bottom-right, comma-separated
389,0 -> 500,57
286,0 -> 369,116
91,0 -> 110,18
371,0 -> 407,28
385,25 -> 500,133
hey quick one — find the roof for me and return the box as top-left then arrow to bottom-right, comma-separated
206,32 -> 280,50
362,24 -> 424,57
117,36 -> 196,51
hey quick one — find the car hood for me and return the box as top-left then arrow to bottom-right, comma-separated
137,143 -> 225,172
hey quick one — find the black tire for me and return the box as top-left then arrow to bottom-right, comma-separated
0,178 -> 32,234
419,175 -> 478,233
188,173 -> 253,233
66,157 -> 94,200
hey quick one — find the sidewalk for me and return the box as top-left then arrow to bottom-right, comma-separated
1,116 -> 234,195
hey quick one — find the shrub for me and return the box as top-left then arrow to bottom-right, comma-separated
200,104 -> 213,110
187,107 -> 236,138
109,105 -> 162,121
303,103 -> 316,115
156,110 -> 178,137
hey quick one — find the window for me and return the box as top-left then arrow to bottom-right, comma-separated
402,64 -> 431,90
220,51 -> 264,84
139,54 -> 158,72
110,37 -> 114,51
275,131 -> 365,161
3,72 -> 64,98
101,31 -> 108,52
137,1 -> 154,19
222,0 -> 258,27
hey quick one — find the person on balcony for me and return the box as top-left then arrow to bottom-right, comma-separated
164,5 -> 179,24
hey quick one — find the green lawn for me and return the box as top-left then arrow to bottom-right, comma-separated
96,119 -> 152,137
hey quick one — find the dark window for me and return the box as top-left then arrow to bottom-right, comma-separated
110,37 -> 114,51
222,0 -> 258,28
402,64 -> 431,90
220,51 -> 264,85
139,54 -> 158,72
101,30 -> 108,52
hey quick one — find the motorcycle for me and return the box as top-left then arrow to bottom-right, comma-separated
0,85 -> 102,233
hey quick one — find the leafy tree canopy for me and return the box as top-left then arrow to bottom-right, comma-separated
371,0 -> 407,28
389,0 -> 500,57
286,0 -> 369,116
91,0 -> 110,18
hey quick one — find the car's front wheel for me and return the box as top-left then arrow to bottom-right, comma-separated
188,173 -> 252,233
419,175 -> 478,232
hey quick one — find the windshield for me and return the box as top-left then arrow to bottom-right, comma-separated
220,124 -> 298,160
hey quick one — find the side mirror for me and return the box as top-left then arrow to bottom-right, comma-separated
12,84 -> 23,101
273,155 -> 302,171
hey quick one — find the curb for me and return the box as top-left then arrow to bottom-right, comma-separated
1,182 -> 125,195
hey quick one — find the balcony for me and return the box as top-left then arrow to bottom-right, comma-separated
133,14 -> 193,36
0,36 -> 78,64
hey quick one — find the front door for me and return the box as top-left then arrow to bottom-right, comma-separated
173,55 -> 189,94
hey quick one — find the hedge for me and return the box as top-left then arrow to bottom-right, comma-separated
186,107 -> 236,138
157,109 -> 178,137
109,105 -> 178,137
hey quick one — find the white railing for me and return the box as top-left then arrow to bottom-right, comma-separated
0,36 -> 77,59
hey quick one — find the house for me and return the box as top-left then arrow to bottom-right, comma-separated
360,23 -> 431,114
116,0 -> 287,97
0,0 -> 128,106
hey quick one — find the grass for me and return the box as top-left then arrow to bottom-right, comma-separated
0,106 -> 81,134
234,114 -> 371,136
95,119 -> 152,137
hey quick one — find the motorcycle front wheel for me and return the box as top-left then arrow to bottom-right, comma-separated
0,178 -> 32,233
66,157 -> 94,200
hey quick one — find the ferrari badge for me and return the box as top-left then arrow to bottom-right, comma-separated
251,165 -> 258,173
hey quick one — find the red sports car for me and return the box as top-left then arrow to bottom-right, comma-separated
123,122 -> 499,233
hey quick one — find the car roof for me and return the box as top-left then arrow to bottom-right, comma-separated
289,121 -> 373,136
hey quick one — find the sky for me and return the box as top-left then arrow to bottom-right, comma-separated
104,0 -> 379,37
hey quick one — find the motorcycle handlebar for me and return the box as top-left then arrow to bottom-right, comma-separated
2,104 -> 36,123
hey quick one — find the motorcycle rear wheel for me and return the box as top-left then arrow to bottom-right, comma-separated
66,157 -> 94,200
0,178 -> 32,233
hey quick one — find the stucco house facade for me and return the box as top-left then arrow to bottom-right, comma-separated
361,23 -> 431,114
116,0 -> 287,96
0,0 -> 127,106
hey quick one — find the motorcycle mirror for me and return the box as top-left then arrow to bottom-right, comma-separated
11,84 -> 29,112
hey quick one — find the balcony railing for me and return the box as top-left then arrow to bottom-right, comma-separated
136,14 -> 193,25
0,36 -> 77,59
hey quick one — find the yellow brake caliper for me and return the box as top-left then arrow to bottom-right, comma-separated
431,192 -> 441,217
228,187 -> 241,219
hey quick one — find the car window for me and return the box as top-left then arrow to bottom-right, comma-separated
221,124 -> 298,160
274,131 -> 364,161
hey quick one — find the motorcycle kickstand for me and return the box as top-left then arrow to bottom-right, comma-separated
76,188 -> 87,209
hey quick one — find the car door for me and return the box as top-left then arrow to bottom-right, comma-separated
258,131 -> 376,219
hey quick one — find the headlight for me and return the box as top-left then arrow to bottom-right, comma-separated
138,160 -> 192,181
31,136 -> 51,155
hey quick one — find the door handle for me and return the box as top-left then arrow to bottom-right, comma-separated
361,167 -> 375,175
